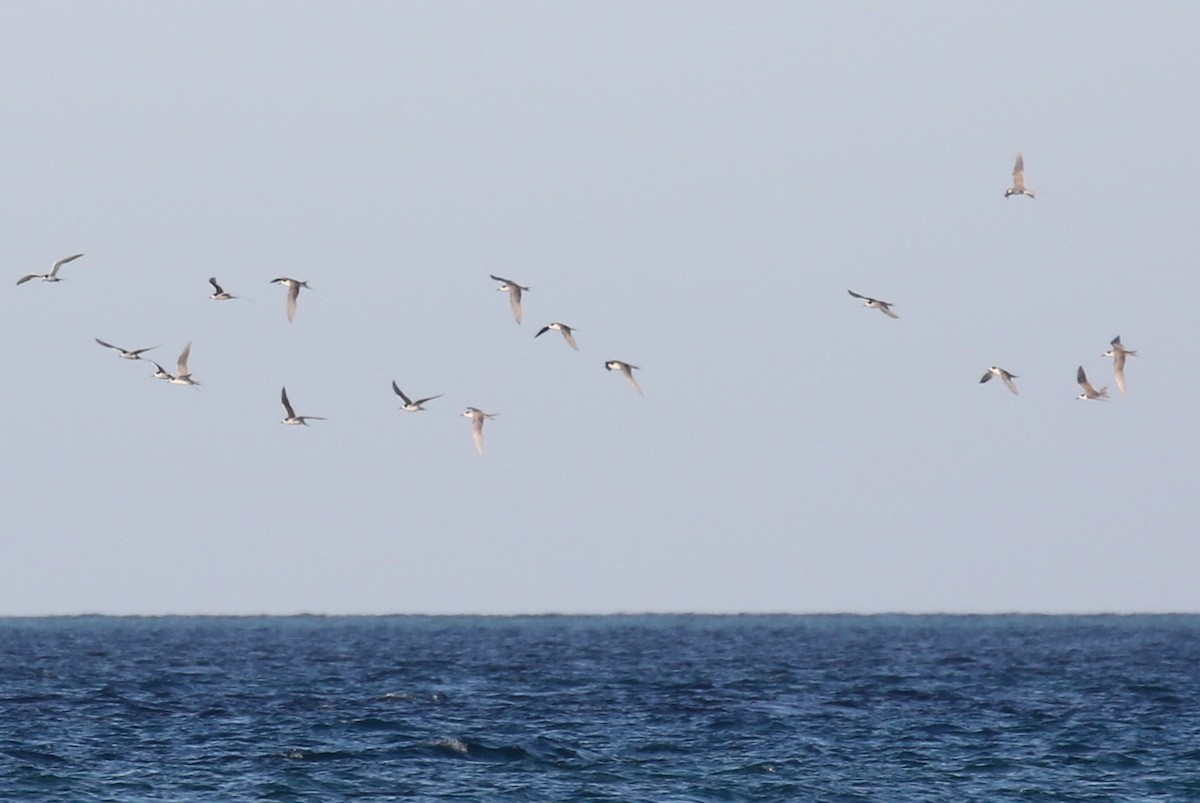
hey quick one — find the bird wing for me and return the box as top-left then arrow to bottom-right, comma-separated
847,289 -> 867,300
1001,373 -> 1019,395
561,328 -> 580,351
1011,153 -> 1029,192
95,338 -> 118,351
391,381 -> 413,405
281,387 -> 296,418
622,364 -> 644,395
286,283 -> 300,322
471,415 -> 485,454
50,253 -> 84,277
16,274 -> 39,285
209,277 -> 224,293
878,304 -> 899,319
1076,366 -> 1100,395
980,370 -> 994,384
509,289 -> 523,324
176,342 -> 192,375
414,394 -> 444,406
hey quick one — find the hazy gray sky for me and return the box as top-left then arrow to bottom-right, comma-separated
3,3 -> 1198,615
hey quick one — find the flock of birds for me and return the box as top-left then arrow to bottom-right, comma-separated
16,260 -> 645,456
847,151 -> 1137,402
16,153 -> 1138,456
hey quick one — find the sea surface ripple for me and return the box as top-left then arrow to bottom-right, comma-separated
1,615 -> 1197,801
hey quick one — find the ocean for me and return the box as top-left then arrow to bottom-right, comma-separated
1,615 -> 1197,801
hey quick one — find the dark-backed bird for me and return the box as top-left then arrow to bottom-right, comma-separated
392,381 -> 442,412
848,289 -> 899,319
281,387 -> 325,425
208,277 -> 236,300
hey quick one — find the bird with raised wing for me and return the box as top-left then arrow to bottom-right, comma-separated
16,253 -> 84,285
281,387 -> 325,425
208,277 -> 237,300
1076,366 -> 1108,401
392,381 -> 442,412
169,342 -> 200,387
1103,335 -> 1138,393
1005,152 -> 1035,198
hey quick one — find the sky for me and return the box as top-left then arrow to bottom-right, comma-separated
2,2 -> 1198,615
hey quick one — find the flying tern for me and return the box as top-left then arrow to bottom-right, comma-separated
270,277 -> 309,322
535,322 -> 579,351
1005,152 -> 1036,198
605,360 -> 644,396
169,342 -> 200,387
16,253 -> 84,285
463,407 -> 497,454
281,387 -> 325,425
848,289 -> 899,319
1076,365 -> 1108,400
1103,335 -> 1138,393
490,274 -> 529,324
95,338 -> 157,360
980,366 -> 1019,395
392,381 -> 442,412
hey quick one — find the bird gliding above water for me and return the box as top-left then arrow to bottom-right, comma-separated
16,253 -> 84,285
281,387 -> 325,425
95,338 -> 158,360
391,381 -> 443,412
847,289 -> 899,319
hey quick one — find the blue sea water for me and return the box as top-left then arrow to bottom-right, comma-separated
0,616 -> 1197,801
